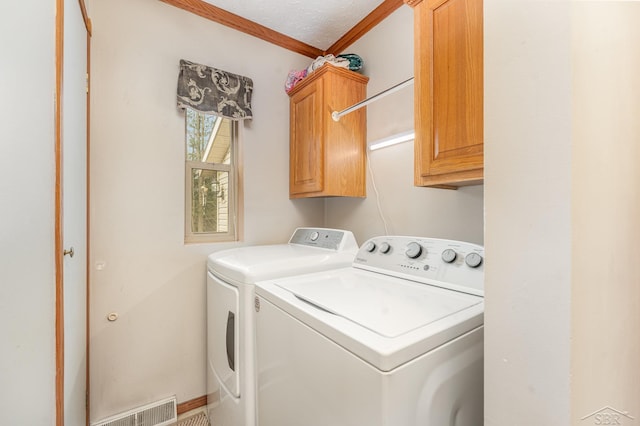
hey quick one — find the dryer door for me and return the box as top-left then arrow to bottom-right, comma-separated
207,271 -> 240,398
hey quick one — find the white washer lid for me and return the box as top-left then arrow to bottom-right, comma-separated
257,268 -> 484,371
276,269 -> 481,338
208,244 -> 356,286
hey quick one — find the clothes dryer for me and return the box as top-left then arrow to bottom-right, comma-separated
206,228 -> 358,426
255,236 -> 484,426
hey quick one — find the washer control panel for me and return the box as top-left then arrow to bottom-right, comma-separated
289,228 -> 358,251
353,236 -> 484,295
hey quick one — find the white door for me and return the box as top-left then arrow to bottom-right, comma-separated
207,272 -> 240,398
62,0 -> 88,423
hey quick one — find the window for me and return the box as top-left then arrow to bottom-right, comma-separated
185,109 -> 238,243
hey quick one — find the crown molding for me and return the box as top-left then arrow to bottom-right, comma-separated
161,0 -> 406,58
160,0 -> 324,58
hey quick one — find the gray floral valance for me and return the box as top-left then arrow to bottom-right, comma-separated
177,59 -> 253,120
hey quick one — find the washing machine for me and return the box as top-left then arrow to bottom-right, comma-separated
254,236 -> 485,426
206,228 -> 359,426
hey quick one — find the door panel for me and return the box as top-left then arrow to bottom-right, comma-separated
62,0 -> 88,423
413,0 -> 484,187
289,79 -> 324,195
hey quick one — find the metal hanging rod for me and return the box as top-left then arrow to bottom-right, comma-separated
331,77 -> 414,122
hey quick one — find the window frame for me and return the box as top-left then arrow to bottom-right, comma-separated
184,112 -> 239,244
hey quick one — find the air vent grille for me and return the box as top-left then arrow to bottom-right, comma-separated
92,396 -> 177,426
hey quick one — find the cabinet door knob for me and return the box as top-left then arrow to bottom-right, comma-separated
63,247 -> 75,258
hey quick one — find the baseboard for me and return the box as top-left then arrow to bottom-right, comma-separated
177,395 -> 207,415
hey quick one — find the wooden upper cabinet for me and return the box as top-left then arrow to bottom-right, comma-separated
408,0 -> 483,187
288,64 -> 369,198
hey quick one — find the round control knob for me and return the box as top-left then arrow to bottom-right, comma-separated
310,231 -> 319,241
405,242 -> 423,259
465,252 -> 483,268
379,242 -> 391,254
442,248 -> 457,263
365,242 -> 377,253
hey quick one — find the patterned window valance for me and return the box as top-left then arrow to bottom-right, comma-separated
177,59 -> 253,120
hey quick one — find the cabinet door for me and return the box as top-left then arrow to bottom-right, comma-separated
290,78 -> 324,196
414,0 -> 483,187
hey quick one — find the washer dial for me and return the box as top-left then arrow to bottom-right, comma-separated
379,242 -> 391,254
465,252 -> 483,268
365,242 -> 377,253
442,249 -> 457,263
310,231 -> 319,241
405,242 -> 423,259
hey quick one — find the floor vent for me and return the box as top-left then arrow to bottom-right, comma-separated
91,396 -> 177,426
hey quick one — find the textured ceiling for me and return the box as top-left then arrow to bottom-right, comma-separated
200,0 -> 387,50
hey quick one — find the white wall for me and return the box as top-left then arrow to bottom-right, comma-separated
571,2 -> 640,422
325,6 -> 485,246
485,1 -> 640,424
484,1 -> 572,423
88,0 -> 322,420
0,0 -> 56,423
